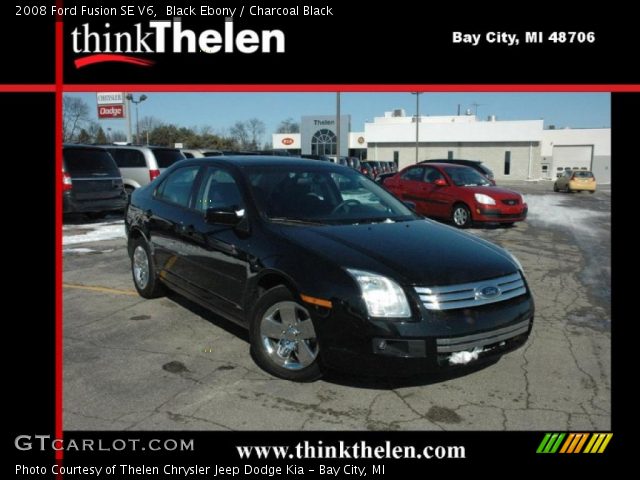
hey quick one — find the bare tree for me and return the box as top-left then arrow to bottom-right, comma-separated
276,117 -> 300,133
229,121 -> 250,149
139,116 -> 164,133
247,118 -> 266,149
111,130 -> 127,142
63,96 -> 90,141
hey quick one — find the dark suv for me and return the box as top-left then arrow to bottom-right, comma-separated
126,157 -> 533,381
420,159 -> 495,182
63,145 -> 127,215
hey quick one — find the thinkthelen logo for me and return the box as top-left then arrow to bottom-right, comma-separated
71,19 -> 285,68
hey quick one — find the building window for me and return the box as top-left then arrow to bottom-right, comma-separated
311,129 -> 337,156
447,151 -> 454,160
393,151 -> 399,165
504,151 -> 511,175
541,165 -> 549,173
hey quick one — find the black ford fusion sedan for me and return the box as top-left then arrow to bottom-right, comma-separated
125,157 -> 534,382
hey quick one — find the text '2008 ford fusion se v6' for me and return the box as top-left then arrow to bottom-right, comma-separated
125,157 -> 534,381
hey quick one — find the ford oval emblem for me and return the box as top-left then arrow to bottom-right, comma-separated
478,286 -> 500,299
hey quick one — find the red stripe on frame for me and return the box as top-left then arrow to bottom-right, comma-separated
55,13 -> 64,463
61,84 -> 640,92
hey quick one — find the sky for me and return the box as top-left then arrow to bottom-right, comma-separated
67,92 -> 611,141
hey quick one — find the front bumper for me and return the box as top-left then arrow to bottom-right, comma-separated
315,292 -> 534,376
474,205 -> 528,223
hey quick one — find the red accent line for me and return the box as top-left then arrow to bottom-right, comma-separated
74,54 -> 155,69
55,13 -> 64,463
0,85 -> 55,92
61,83 -> 640,92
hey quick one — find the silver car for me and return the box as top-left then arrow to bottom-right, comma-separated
107,145 -> 185,196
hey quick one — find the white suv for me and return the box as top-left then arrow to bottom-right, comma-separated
107,146 -> 185,196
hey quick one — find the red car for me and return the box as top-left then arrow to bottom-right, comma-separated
384,163 -> 527,228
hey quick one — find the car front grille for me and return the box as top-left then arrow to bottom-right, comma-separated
501,199 -> 519,205
414,271 -> 527,311
436,318 -> 531,353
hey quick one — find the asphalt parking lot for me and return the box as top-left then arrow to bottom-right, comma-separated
63,181 -> 611,431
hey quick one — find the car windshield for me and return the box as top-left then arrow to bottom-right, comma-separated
444,166 -> 492,186
246,166 -> 417,225
573,171 -> 594,178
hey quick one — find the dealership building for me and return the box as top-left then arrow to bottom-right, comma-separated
272,110 -> 611,183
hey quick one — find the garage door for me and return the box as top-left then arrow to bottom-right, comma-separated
552,145 -> 593,177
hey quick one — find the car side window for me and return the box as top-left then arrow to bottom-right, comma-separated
423,167 -> 445,183
196,167 -> 245,212
154,166 -> 200,208
401,167 -> 424,181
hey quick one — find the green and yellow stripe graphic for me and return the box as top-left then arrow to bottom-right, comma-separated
537,433 -> 612,454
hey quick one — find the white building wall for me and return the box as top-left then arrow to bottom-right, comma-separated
368,142 -> 540,181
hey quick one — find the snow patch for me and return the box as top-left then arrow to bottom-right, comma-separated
63,222 -> 125,245
63,248 -> 98,254
526,194 -> 607,234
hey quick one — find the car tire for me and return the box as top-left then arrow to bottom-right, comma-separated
451,203 -> 472,229
130,236 -> 165,299
553,183 -> 559,192
250,286 -> 322,382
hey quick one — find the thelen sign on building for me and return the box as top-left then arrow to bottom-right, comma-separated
96,92 -> 125,105
98,104 -> 125,118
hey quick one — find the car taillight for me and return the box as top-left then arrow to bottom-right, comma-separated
62,171 -> 72,191
149,169 -> 160,181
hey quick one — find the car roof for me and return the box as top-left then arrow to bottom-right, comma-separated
421,159 -> 481,165
413,162 -> 468,169
63,144 -> 109,150
177,155 -> 348,169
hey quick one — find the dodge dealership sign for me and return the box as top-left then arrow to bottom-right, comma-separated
98,104 -> 125,118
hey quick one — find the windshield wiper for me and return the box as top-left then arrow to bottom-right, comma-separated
270,217 -> 326,226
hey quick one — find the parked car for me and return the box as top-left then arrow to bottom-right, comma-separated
126,156 -> 533,381
347,157 -> 361,171
181,149 -> 223,158
420,159 -> 495,182
63,145 -> 127,216
384,163 -> 527,228
554,170 -> 596,193
107,146 -> 186,196
360,160 -> 381,179
300,154 -> 331,162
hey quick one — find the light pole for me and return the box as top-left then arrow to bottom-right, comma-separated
411,92 -> 422,163
126,93 -> 147,144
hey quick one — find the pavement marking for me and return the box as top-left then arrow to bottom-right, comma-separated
63,283 -> 138,297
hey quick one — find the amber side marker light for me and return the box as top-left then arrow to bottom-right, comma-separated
300,294 -> 333,309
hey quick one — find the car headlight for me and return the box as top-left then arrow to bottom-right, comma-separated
347,269 -> 411,318
474,193 -> 496,205
520,194 -> 526,205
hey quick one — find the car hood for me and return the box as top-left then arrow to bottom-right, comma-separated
465,185 -> 522,199
275,219 -> 518,286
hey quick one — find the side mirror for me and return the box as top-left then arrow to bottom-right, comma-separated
434,178 -> 448,186
205,206 -> 245,226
